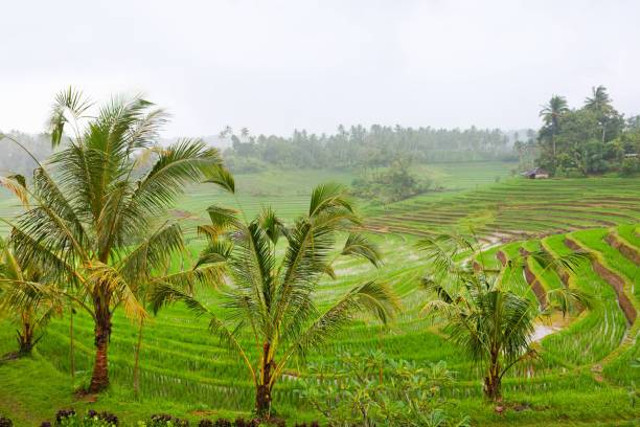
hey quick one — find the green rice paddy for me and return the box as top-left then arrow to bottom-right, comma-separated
2,161 -> 640,425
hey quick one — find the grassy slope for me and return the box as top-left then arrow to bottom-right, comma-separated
2,162 -> 640,425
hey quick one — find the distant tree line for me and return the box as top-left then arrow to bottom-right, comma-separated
536,86 -> 640,177
222,124 -> 515,172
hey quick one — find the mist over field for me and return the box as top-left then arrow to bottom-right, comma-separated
2,2 -> 640,426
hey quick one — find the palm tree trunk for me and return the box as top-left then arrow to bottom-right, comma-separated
89,309 -> 111,393
70,309 -> 75,382
133,319 -> 144,398
256,342 -> 273,418
484,352 -> 502,401
17,315 -> 34,355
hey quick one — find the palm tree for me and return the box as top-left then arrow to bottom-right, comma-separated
539,95 -> 569,160
1,88 -> 234,392
585,85 -> 611,113
0,237 -> 63,356
417,233 -> 589,401
585,85 -> 613,142
152,184 -> 398,418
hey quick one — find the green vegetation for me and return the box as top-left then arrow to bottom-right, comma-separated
222,125 -> 514,172
536,86 -> 640,176
4,91 -> 640,426
350,158 -> 435,204
3,156 -> 640,425
152,184 -> 398,417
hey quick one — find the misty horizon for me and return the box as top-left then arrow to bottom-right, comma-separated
2,0 -> 640,138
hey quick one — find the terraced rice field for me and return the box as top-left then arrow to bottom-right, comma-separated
3,164 -> 640,425
366,177 -> 640,244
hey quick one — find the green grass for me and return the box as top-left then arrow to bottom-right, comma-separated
3,162 -> 640,425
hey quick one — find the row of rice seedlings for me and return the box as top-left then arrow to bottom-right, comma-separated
540,235 -> 628,365
572,229 -> 640,296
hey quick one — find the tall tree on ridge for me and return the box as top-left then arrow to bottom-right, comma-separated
539,95 -> 570,166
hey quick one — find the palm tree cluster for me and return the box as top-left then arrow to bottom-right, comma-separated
0,88 -> 398,417
0,88 -> 592,422
0,88 -> 234,392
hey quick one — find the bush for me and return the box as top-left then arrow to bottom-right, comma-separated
0,415 -> 13,427
301,351 -> 469,426
45,409 -> 118,426
621,157 -> 640,176
147,414 -> 189,427
351,159 -> 435,204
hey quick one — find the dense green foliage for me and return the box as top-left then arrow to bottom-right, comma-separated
222,125 -> 514,171
350,159 -> 435,204
536,86 -> 640,176
301,351 -> 469,426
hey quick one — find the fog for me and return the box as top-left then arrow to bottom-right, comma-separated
1,0 -> 639,137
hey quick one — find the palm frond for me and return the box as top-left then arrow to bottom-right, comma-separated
204,165 -> 235,194
258,206 -> 287,244
308,183 -> 354,218
86,262 -> 146,321
341,233 -> 382,267
129,139 -> 224,216
0,175 -> 28,206
278,281 -> 398,370
149,283 -> 255,382
49,87 -> 92,147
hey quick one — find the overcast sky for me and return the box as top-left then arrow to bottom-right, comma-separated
1,0 -> 639,138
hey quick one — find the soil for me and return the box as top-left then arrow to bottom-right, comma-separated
605,233 -> 640,265
518,248 -> 548,309
565,237 -> 637,324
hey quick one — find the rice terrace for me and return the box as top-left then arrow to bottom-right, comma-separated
3,2 -> 640,426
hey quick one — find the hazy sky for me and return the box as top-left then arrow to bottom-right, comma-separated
1,0 -> 639,138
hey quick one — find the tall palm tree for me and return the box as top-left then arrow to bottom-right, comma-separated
152,184 -> 399,418
585,85 -> 611,113
539,95 -> 569,160
417,233 -> 589,401
1,88 -> 233,392
585,85 -> 613,142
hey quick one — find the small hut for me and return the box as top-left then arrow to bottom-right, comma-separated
522,167 -> 549,179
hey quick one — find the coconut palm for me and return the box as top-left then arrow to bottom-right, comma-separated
585,85 -> 612,114
0,237 -> 63,357
152,184 -> 399,418
1,88 -> 234,392
585,85 -> 613,142
539,95 -> 569,160
417,233 -> 589,401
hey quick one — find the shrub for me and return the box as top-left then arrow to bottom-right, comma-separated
197,421 -> 214,427
621,157 -> 640,176
301,351 -> 469,426
47,409 -> 118,426
233,419 -> 258,427
147,414 -> 190,427
0,415 -> 13,427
